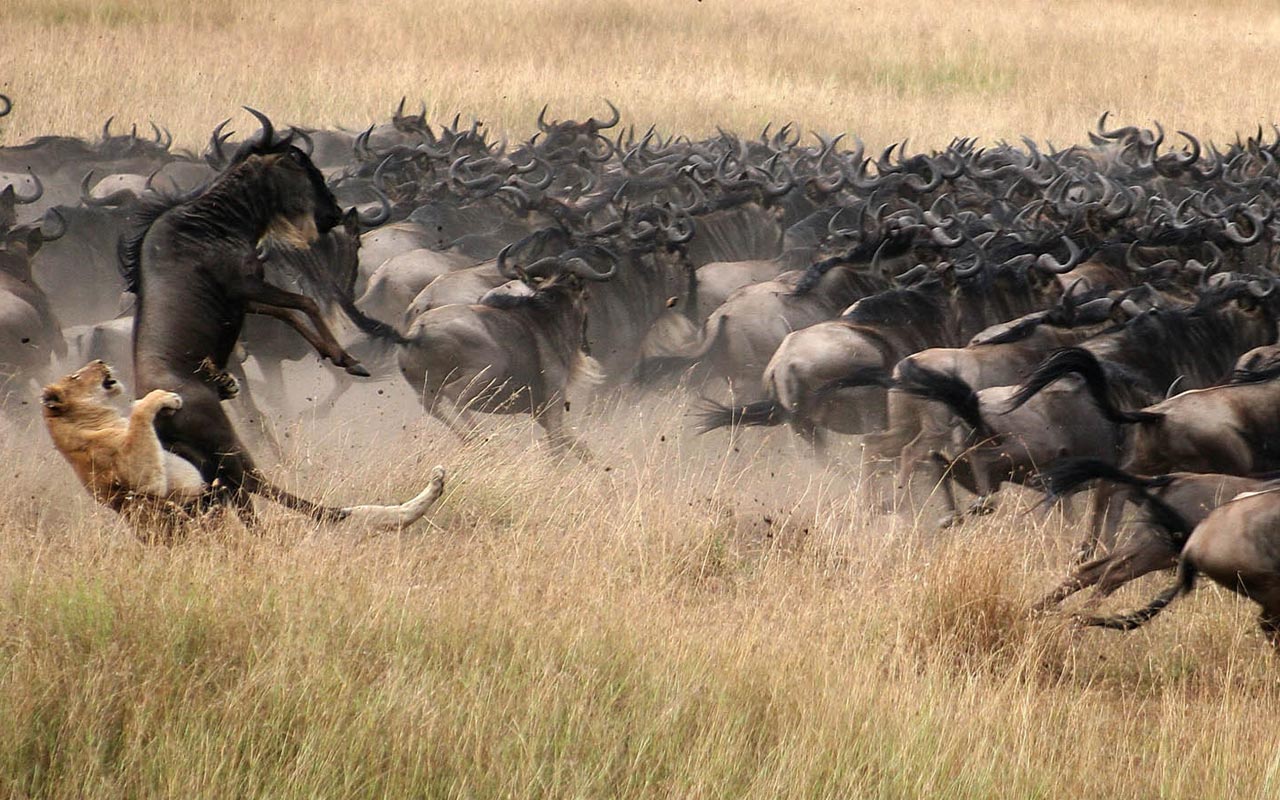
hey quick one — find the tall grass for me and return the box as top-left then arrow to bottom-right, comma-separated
1,386 -> 1277,797
3,0 -> 1280,150
4,1 -> 1280,794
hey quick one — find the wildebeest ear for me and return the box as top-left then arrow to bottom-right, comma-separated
24,227 -> 43,258
40,388 -> 65,414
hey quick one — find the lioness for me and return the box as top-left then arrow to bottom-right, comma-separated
41,360 -> 206,520
43,360 -> 449,533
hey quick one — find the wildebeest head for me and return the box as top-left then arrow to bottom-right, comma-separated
231,108 -> 343,242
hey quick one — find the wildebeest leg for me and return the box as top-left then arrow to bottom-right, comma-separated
246,302 -> 367,377
537,401 -> 592,463
789,415 -> 827,461
1078,484 -> 1125,563
1033,532 -> 1181,612
928,452 -> 965,528
157,391 -> 344,525
227,359 -> 283,458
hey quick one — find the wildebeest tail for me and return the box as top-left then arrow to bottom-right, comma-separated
1079,557 -> 1197,631
337,294 -> 410,346
813,366 -> 895,396
635,315 -> 727,386
894,360 -> 987,436
1004,347 -> 1161,424
1037,458 -> 1193,544
1038,458 -> 1171,497
693,398 -> 788,434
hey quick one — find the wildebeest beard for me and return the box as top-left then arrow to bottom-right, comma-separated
123,133 -> 372,524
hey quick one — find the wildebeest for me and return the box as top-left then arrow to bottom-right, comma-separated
911,284 -> 1280,541
1034,458 -> 1273,611
1080,487 -> 1280,645
121,109 -> 443,526
0,210 -> 66,400
395,246 -> 615,457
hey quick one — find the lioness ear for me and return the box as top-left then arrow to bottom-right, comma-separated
41,388 -> 65,415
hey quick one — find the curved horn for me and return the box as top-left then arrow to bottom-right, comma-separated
562,246 -> 619,280
205,118 -> 233,168
929,221 -> 964,247
101,115 -> 114,141
79,170 -> 114,207
355,187 -> 392,228
588,99 -> 621,131
1223,206 -> 1265,245
0,95 -> 10,117
242,106 -> 275,147
13,170 -> 43,205
895,263 -> 932,284
537,104 -> 552,133
1036,237 -> 1084,273
290,127 -> 314,156
496,243 -> 519,278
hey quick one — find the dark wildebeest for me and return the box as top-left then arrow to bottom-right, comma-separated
1080,486 -> 1280,646
395,246 -> 616,457
120,110 -> 444,527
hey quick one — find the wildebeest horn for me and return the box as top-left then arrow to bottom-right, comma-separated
536,104 -> 551,133
496,243 -> 519,278
1248,279 -> 1275,298
79,170 -> 114,207
102,115 -> 114,140
13,170 -> 43,204
290,127 -> 314,156
40,207 -> 67,241
896,263 -> 931,284
562,245 -> 619,281
1173,130 -> 1200,166
242,106 -> 276,147
929,221 -> 963,247
588,99 -> 621,132
0,95 -> 10,117
355,187 -> 392,228
1036,237 -> 1083,273
206,119 -> 233,168
1222,206 -> 1266,245
1119,298 -> 1145,317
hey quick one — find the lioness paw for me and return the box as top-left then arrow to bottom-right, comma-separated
160,391 -> 184,410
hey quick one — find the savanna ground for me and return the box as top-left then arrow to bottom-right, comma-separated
5,1 -> 1280,796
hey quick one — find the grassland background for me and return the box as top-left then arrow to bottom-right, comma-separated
6,1 -> 1280,797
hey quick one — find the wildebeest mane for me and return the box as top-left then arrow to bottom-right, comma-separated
1229,362 -> 1280,385
840,281 -> 944,327
117,191 -> 186,293
975,288 -> 1110,346
789,231 -> 911,296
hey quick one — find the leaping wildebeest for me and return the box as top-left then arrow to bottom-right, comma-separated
120,108 -> 445,527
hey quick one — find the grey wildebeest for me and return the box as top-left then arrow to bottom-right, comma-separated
1,209 -> 67,400
869,289 -> 1121,520
695,253 -> 1067,455
1080,487 -> 1280,646
120,109 -> 444,527
394,245 -> 616,457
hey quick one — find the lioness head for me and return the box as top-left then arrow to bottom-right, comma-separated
41,360 -> 122,418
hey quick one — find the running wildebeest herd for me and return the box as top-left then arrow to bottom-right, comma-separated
6,93 -> 1280,644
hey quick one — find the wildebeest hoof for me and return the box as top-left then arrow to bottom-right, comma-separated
967,496 -> 997,516
937,512 -> 963,529
345,363 -> 371,378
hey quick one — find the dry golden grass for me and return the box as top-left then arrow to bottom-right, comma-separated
4,0 -> 1280,150
6,1 -> 1280,795
3,382 -> 1280,798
